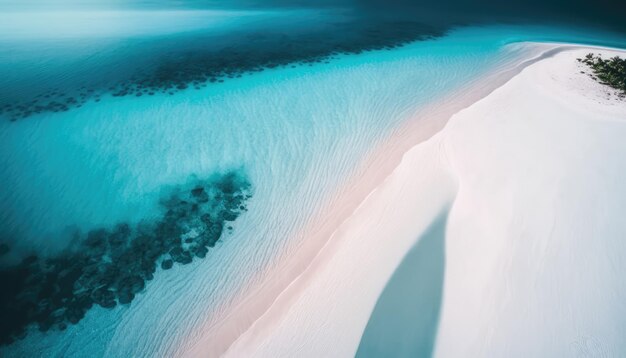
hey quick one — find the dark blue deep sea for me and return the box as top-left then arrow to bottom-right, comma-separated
0,0 -> 625,356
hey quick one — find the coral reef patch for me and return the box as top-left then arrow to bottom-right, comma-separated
0,170 -> 252,346
0,20 -> 443,121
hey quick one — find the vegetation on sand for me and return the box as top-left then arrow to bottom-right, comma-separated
578,53 -> 626,97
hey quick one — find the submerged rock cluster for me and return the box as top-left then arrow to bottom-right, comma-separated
0,171 -> 252,346
0,20 -> 443,121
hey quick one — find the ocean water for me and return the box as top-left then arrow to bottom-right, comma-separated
1,5 -> 626,357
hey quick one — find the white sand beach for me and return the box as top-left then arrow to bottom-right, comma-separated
183,45 -> 626,357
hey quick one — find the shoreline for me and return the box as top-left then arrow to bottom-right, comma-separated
176,42 -> 612,357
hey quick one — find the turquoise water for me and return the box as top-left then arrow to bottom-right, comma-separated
0,9 -> 625,356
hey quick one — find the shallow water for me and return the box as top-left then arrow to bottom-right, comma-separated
0,6 -> 625,356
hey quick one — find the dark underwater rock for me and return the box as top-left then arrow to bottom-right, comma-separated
0,170 -> 252,346
119,275 -> 145,295
173,250 -> 193,265
191,186 -> 209,203
222,211 -> 238,222
161,259 -> 174,270
91,287 -> 116,310
193,246 -> 208,259
117,291 -> 135,305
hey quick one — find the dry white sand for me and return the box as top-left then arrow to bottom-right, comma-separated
434,47 -> 626,357
184,45 -> 626,357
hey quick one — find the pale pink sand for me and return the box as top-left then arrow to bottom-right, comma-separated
176,43 -> 622,357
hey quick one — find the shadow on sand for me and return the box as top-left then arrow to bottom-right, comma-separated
356,211 -> 448,358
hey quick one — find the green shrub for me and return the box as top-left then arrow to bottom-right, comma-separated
578,53 -> 626,96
